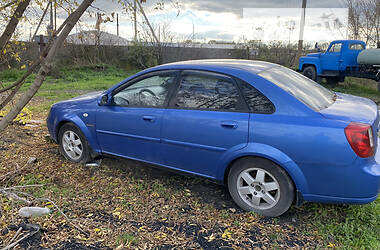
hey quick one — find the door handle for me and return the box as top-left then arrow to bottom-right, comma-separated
142,115 -> 154,122
221,121 -> 238,129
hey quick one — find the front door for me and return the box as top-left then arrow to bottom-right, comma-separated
161,70 -> 249,178
96,71 -> 178,164
321,42 -> 343,72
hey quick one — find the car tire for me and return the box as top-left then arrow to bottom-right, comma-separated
58,123 -> 92,164
302,66 -> 317,81
228,157 -> 294,217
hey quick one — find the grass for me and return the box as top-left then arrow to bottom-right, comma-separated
321,77 -> 380,103
116,233 -> 138,246
0,65 -> 138,112
1,65 -> 379,249
301,201 -> 380,249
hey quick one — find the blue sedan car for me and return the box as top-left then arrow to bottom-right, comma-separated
47,60 -> 380,217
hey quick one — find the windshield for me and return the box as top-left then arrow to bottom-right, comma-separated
259,66 -> 335,111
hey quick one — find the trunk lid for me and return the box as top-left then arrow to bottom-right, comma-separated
320,92 -> 379,139
320,92 -> 378,124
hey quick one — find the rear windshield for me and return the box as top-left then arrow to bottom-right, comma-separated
259,66 -> 335,111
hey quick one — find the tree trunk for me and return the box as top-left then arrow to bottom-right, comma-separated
0,0 -> 95,132
0,0 -> 31,52
0,12 -> 71,110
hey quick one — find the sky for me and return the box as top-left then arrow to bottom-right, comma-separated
19,0 -> 349,43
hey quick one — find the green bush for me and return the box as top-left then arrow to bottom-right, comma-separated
0,69 -> 26,82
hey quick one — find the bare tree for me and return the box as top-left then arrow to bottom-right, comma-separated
346,0 -> 380,47
0,0 -> 95,132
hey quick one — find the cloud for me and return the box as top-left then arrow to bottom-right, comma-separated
91,0 -> 348,17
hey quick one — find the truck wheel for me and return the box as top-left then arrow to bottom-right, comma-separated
302,66 -> 316,81
326,76 -> 339,86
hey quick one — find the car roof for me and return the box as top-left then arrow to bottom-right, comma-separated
331,39 -> 365,44
151,59 -> 279,75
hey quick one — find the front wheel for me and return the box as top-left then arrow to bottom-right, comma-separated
302,66 -> 317,81
58,123 -> 92,164
228,157 -> 294,217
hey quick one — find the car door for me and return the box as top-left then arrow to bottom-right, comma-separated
96,70 -> 178,164
342,43 -> 365,68
321,42 -> 343,72
161,70 -> 249,178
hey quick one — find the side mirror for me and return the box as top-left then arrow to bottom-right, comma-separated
99,94 -> 109,106
315,42 -> 321,52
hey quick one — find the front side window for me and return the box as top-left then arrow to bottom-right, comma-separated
173,72 -> 242,111
328,43 -> 342,53
112,72 -> 176,107
259,66 -> 335,111
238,80 -> 274,114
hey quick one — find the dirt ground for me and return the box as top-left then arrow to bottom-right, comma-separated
0,102 -> 325,249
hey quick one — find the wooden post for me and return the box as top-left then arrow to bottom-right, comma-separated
39,35 -> 44,52
117,13 -> 119,37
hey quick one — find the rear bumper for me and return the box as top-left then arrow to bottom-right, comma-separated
301,142 -> 380,204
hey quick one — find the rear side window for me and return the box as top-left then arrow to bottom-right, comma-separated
173,72 -> 242,111
349,43 -> 364,50
259,66 -> 335,111
238,80 -> 274,114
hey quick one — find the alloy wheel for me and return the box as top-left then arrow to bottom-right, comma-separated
62,130 -> 83,161
237,168 -> 280,209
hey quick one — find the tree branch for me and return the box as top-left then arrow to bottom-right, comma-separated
0,0 -> 31,52
0,0 -> 18,11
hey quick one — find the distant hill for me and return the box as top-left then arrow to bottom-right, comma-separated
67,30 -> 129,46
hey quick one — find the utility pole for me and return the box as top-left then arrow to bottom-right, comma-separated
295,0 -> 307,66
134,0 -> 137,41
31,1 -> 51,41
49,0 -> 53,37
54,0 -> 56,31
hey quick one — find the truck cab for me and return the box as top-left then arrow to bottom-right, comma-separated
299,40 -> 366,84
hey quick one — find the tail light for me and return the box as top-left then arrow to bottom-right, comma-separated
344,122 -> 374,158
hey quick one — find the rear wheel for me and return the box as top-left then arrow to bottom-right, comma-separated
302,66 -> 317,81
326,76 -> 339,86
228,157 -> 294,217
58,123 -> 92,164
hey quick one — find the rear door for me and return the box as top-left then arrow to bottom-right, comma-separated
96,70 -> 178,164
161,70 -> 249,178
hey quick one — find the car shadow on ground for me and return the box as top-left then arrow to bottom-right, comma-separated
93,156 -> 314,224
